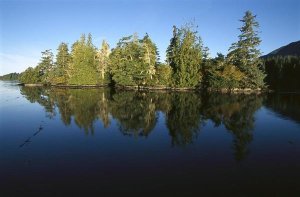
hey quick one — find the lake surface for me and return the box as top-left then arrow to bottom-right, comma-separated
0,81 -> 300,196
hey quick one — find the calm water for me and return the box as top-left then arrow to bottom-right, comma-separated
0,81 -> 300,196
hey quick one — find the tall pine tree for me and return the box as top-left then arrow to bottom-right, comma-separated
227,11 -> 265,89
36,49 -> 54,84
52,42 -> 70,84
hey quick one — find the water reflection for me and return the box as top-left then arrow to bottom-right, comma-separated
264,93 -> 300,123
2,82 -> 299,196
166,93 -> 203,146
202,93 -> 263,160
20,87 -> 270,160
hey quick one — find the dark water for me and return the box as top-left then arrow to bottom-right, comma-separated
0,81 -> 300,197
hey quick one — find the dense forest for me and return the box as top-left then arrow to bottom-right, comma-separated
17,11 -> 265,91
263,56 -> 300,92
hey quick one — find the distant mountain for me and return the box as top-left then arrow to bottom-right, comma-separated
262,41 -> 300,58
0,72 -> 20,81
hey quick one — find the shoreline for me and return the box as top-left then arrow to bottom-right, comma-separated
18,83 -> 271,93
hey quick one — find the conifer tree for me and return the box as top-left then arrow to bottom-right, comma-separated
53,42 -> 70,84
19,67 -> 40,84
227,11 -> 265,89
68,34 -> 98,85
166,24 -> 203,88
36,49 -> 54,84
110,33 -> 160,86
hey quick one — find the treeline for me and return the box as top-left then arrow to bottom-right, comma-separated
0,72 -> 19,80
264,56 -> 300,92
19,11 -> 265,90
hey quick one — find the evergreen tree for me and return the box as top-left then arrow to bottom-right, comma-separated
19,67 -> 41,84
110,33 -> 159,86
166,25 -> 180,70
96,40 -> 111,85
227,11 -> 265,89
166,24 -> 203,88
35,49 -> 54,84
68,33 -> 98,85
110,35 -> 139,86
52,42 -> 70,84
0,72 -> 20,81
264,55 -> 300,91
155,63 -> 172,86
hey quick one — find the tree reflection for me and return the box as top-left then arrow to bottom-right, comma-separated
202,93 -> 263,161
264,93 -> 300,124
109,91 -> 157,137
21,87 -> 266,160
165,92 -> 203,146
53,88 -> 112,134
20,87 -> 56,118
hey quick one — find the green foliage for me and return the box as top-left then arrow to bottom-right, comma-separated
0,72 -> 20,81
110,33 -> 159,86
141,33 -> 159,82
264,56 -> 300,92
68,34 -> 99,85
19,67 -> 41,84
36,49 -> 54,84
18,12 -> 270,90
51,42 -> 70,85
204,53 -> 244,89
155,63 -> 172,86
227,11 -> 265,89
19,49 -> 54,84
166,24 -> 203,87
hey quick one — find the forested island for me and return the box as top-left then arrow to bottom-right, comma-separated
2,11 -> 300,92
0,72 -> 20,81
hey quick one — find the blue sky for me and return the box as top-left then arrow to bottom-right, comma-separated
0,0 -> 299,75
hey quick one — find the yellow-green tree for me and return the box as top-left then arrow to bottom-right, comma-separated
51,42 -> 70,84
68,34 -> 98,85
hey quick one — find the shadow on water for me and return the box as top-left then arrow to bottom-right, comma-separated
20,86 -> 268,161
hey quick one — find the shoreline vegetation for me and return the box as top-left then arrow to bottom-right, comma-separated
12,11 -> 270,92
